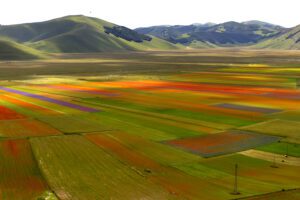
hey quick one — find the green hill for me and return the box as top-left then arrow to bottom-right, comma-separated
254,25 -> 300,49
0,39 -> 44,60
0,15 -> 181,53
136,21 -> 285,47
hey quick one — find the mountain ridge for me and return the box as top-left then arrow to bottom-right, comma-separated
0,15 -> 182,54
0,15 -> 299,61
253,25 -> 300,49
135,20 -> 287,47
0,38 -> 45,60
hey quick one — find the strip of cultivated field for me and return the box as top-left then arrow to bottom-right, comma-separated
30,135 -> 174,200
166,130 -> 280,157
0,119 -> 62,138
0,139 -> 52,200
85,131 -> 291,199
0,86 -> 99,112
239,150 -> 300,166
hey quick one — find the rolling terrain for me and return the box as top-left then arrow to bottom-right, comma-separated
0,15 -> 181,53
254,25 -> 300,49
136,21 -> 286,47
0,15 -> 299,60
0,39 -> 44,60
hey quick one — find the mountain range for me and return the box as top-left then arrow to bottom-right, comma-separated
1,15 -> 300,60
135,21 -> 286,47
0,15 -> 181,56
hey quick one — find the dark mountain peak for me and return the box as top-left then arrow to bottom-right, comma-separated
242,20 -> 285,30
205,21 -> 250,33
221,21 -> 240,26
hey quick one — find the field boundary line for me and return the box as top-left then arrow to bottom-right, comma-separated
76,99 -> 228,131
28,138 -> 61,200
239,119 -> 278,129
231,188 -> 300,200
239,149 -> 300,166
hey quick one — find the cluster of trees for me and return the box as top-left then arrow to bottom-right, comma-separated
105,26 -> 152,43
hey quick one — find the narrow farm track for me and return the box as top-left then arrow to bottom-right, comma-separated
240,150 -> 300,166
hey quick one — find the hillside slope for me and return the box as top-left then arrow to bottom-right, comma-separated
0,39 -> 44,60
0,15 -> 181,53
136,21 -> 285,47
135,24 -> 216,48
254,25 -> 300,49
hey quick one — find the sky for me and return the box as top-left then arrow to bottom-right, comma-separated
0,0 -> 299,28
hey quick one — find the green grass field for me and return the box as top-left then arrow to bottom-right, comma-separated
0,50 -> 300,199
256,142 -> 300,157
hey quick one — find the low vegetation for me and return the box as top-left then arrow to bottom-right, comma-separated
0,50 -> 299,199
104,25 -> 152,42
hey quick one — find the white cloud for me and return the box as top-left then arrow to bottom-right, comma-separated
0,0 -> 299,28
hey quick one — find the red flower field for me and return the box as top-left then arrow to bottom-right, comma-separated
0,105 -> 24,120
167,130 -> 280,157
